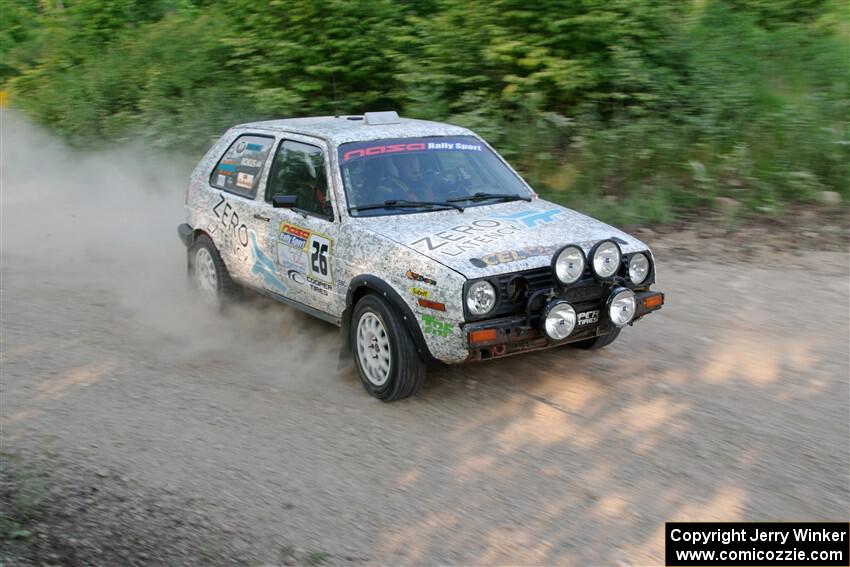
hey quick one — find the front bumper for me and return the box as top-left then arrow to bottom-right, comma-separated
463,290 -> 664,360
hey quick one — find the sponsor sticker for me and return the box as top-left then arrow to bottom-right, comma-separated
236,172 -> 254,189
287,269 -> 307,285
405,270 -> 437,286
339,136 -> 484,163
577,309 -> 599,327
410,287 -> 430,299
275,223 -> 334,287
422,315 -> 454,337
241,157 -> 263,168
279,223 -> 310,250
307,275 -> 332,296
469,244 -> 559,268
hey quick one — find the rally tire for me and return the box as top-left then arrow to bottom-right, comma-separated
188,234 -> 239,307
352,295 -> 426,401
574,327 -> 621,350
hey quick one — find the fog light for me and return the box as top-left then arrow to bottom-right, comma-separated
608,288 -> 636,327
541,300 -> 577,341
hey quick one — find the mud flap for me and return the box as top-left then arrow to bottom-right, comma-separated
178,223 -> 194,247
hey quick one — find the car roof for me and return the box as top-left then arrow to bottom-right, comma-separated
234,114 -> 474,146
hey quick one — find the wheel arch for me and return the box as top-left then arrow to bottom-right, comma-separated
341,275 -> 437,365
179,223 -> 218,249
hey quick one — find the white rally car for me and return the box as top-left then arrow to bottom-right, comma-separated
179,112 -> 664,401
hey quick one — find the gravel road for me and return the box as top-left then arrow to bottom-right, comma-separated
2,113 -> 849,566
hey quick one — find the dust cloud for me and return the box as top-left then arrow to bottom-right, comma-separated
1,110 -> 341,387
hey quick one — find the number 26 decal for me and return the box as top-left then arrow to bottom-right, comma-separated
308,234 -> 332,282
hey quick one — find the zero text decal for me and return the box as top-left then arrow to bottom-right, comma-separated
409,209 -> 563,258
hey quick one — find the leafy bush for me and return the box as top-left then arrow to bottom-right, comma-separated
4,0 -> 847,222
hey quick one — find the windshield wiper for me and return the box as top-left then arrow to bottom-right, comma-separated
349,199 -> 465,213
447,192 -> 532,204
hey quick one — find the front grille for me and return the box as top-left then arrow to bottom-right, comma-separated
465,251 -> 652,322
490,266 -> 604,318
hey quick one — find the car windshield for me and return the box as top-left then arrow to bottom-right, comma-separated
338,136 -> 533,216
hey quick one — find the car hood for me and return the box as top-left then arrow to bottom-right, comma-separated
353,199 -> 650,278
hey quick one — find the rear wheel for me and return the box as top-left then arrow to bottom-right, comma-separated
352,295 -> 426,401
188,234 -> 238,307
573,327 -> 621,350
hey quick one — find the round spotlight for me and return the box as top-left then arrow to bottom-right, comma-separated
591,240 -> 621,279
552,245 -> 586,285
541,300 -> 577,341
628,253 -> 650,284
607,287 -> 636,327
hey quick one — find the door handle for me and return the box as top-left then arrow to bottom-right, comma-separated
253,213 -> 270,222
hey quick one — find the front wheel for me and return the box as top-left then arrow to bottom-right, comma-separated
573,327 -> 621,350
352,295 -> 426,401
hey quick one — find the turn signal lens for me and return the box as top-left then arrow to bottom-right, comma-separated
469,329 -> 498,344
643,294 -> 664,309
418,298 -> 446,311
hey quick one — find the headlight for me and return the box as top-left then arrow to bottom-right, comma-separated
552,245 -> 585,285
541,300 -> 576,341
466,280 -> 496,316
591,240 -> 621,279
607,288 -> 636,327
628,253 -> 650,284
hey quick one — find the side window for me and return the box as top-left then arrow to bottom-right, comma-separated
210,134 -> 274,198
266,140 -> 333,220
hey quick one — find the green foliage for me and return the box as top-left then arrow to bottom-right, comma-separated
222,0 -> 408,116
0,451 -> 47,543
306,551 -> 329,566
3,0 -> 847,222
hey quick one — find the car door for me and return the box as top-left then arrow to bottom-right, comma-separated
204,132 -> 277,284
256,136 -> 341,315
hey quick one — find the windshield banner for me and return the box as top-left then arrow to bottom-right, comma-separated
339,136 -> 484,163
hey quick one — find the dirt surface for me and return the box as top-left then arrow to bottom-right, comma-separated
2,112 -> 849,566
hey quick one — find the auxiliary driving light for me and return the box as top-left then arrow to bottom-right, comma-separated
541,300 -> 577,341
591,240 -> 621,279
553,245 -> 586,285
607,287 -> 636,327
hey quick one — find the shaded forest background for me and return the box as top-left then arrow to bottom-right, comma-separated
2,0 -> 847,223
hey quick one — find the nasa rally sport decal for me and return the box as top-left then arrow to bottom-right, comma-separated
275,222 -> 334,292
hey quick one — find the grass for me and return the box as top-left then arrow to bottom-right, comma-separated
0,450 -> 49,544
306,550 -> 330,565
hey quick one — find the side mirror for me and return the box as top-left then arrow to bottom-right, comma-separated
272,194 -> 298,208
